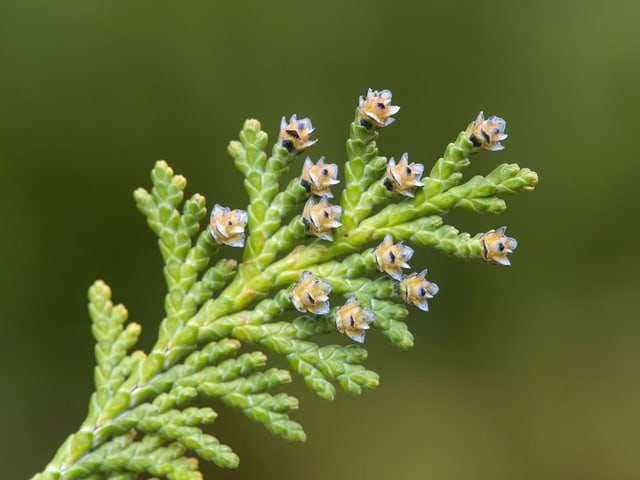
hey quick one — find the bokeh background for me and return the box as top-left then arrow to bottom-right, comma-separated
1,1 -> 639,479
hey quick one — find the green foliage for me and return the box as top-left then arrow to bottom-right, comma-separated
31,89 -> 537,479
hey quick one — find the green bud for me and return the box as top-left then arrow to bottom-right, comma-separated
152,392 -> 175,411
305,376 -> 336,400
99,390 -> 131,422
383,320 -> 415,350
68,430 -> 94,462
205,443 -> 239,468
456,196 -> 507,214
261,335 -> 295,355
140,352 -> 164,382
133,188 -> 153,215
227,139 -> 244,157
339,368 -> 380,393
172,325 -> 198,347
174,387 -> 198,406
197,315 -> 236,342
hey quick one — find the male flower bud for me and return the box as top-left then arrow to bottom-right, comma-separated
291,271 -> 332,315
383,153 -> 425,197
400,270 -> 439,311
358,88 -> 400,128
300,157 -> 340,198
209,204 -> 248,247
467,111 -> 508,151
302,196 -> 342,241
373,233 -> 415,281
335,296 -> 375,343
279,114 -> 317,153
480,226 -> 518,265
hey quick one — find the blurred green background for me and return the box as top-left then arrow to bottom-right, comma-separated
1,1 -> 639,479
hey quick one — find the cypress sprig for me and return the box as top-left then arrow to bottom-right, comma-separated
32,88 -> 538,480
